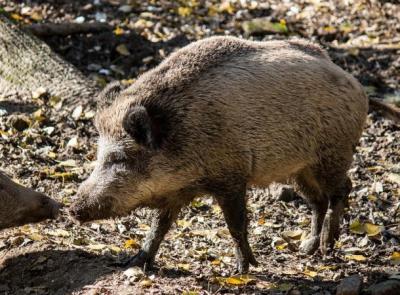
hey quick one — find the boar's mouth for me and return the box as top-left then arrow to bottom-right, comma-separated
69,196 -> 116,223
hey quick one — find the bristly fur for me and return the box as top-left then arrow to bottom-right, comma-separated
73,36 -> 369,267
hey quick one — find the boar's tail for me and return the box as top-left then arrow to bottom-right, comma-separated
369,97 -> 400,124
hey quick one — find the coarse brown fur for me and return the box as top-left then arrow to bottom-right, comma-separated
71,36 -> 369,272
0,171 -> 60,230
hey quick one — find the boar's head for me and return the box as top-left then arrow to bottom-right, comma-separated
69,82 -> 188,223
0,172 -> 60,230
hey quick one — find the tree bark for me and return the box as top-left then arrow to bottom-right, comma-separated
0,14 -> 98,106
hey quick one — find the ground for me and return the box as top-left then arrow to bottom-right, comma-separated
0,1 -> 399,294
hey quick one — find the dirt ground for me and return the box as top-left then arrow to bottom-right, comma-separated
0,1 -> 399,294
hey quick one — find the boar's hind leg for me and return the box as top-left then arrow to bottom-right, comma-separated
128,206 -> 181,270
210,181 -> 258,273
320,176 -> 351,255
296,168 -> 328,255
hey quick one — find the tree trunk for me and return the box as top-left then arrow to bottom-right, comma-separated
0,14 -> 98,106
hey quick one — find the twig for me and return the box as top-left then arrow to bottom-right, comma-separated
25,22 -> 112,37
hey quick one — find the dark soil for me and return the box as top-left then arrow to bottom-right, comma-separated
0,1 -> 399,294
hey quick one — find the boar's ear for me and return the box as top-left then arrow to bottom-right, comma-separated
97,81 -> 124,109
123,105 -> 165,149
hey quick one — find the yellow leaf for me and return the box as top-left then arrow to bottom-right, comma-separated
211,259 -> 221,266
114,26 -> 124,35
176,219 -> 191,228
258,217 -> 265,225
124,239 -> 140,249
49,172 -> 74,181
177,263 -> 190,271
391,252 -> 400,265
28,233 -> 44,241
48,151 -> 57,159
349,219 -> 382,236
303,268 -> 318,278
30,12 -> 43,21
219,1 -> 235,14
11,13 -> 23,21
217,274 -> 256,286
140,278 -> 152,287
178,7 -> 192,17
33,109 -> 45,122
275,243 -> 288,250
345,254 -> 367,262
364,222 -> 382,236
116,44 -> 130,56
183,292 -> 199,295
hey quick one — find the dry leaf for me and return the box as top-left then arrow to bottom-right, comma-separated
391,252 -> 400,265
124,239 -> 140,249
216,274 -> 256,286
72,105 -> 83,121
116,44 -> 130,56
345,254 -> 367,262
178,7 -> 192,17
46,229 -> 70,237
114,26 -> 124,35
303,268 -> 318,278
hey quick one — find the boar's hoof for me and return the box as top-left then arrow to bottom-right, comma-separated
235,256 -> 258,274
299,236 -> 319,255
127,250 -> 154,271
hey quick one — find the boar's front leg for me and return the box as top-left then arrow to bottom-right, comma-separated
210,181 -> 258,273
128,206 -> 181,270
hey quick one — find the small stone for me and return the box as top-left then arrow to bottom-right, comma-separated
74,16 -> 85,23
71,105 -> 83,121
119,5 -> 133,13
336,274 -> 362,295
124,267 -> 144,281
32,87 -> 48,99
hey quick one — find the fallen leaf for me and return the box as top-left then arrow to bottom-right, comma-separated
58,159 -> 77,167
282,229 -> 303,240
46,229 -> 70,237
349,219 -> 382,236
87,244 -> 107,251
72,105 -> 83,121
178,7 -> 192,17
114,26 -> 124,35
345,254 -> 367,262
116,44 -> 130,56
364,223 -> 382,237
216,274 -> 256,286
124,239 -> 140,249
243,18 -> 288,35
140,278 -> 153,287
177,263 -> 190,271
303,268 -> 318,278
391,252 -> 400,265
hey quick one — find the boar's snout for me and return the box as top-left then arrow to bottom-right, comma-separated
38,193 -> 61,219
69,193 -> 114,224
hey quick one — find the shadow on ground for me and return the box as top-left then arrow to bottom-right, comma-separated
0,249 -> 117,295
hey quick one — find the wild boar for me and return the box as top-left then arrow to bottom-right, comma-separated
69,36 -> 368,273
0,171 -> 60,230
